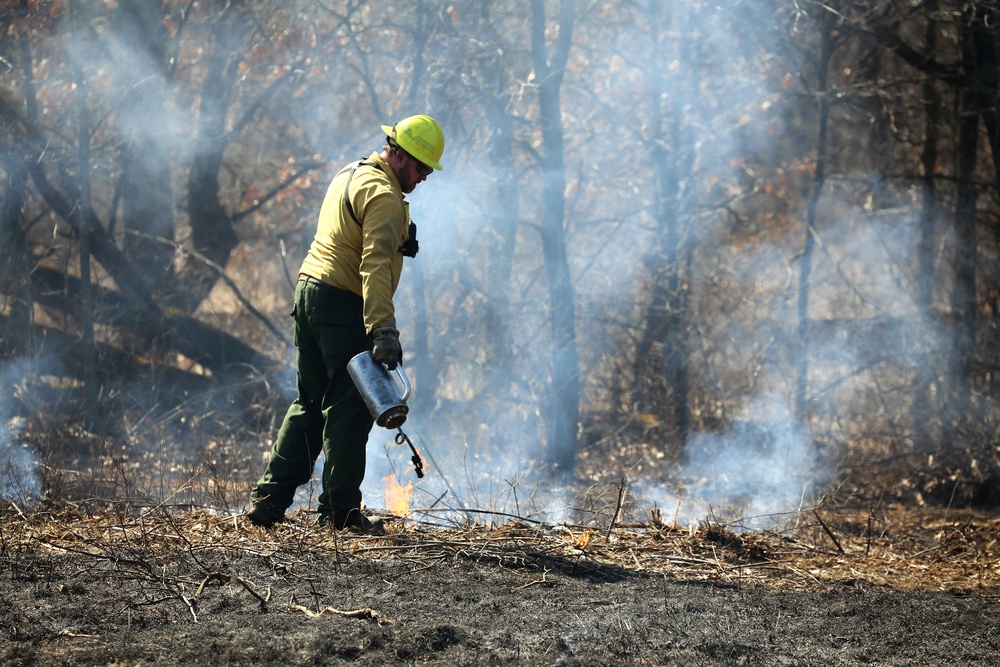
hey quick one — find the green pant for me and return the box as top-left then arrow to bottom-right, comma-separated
251,280 -> 375,518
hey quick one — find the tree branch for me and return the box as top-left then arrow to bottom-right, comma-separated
126,229 -> 290,347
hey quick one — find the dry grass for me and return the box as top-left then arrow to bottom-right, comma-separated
3,499 -> 997,598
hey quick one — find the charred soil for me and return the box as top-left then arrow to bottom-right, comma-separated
1,504 -> 998,666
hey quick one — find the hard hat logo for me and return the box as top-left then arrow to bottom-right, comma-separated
403,127 -> 435,155
381,114 -> 445,171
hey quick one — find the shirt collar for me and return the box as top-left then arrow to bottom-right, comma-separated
367,151 -> 404,198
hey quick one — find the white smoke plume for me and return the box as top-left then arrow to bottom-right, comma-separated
637,395 -> 822,532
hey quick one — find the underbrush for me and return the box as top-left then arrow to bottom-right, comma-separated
1,493 -> 997,596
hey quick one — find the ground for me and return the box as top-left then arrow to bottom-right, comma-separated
1,504 -> 998,666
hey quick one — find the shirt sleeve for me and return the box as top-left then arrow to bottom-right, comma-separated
357,185 -> 406,332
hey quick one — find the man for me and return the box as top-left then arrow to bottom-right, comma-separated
246,114 -> 445,532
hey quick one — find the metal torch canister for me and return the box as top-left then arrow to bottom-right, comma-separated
347,351 -> 411,429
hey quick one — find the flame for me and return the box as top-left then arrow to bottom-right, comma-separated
383,474 -> 413,516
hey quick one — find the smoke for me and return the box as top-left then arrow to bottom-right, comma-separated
637,395 -> 821,532
0,418 -> 41,508
356,162 -> 574,517
0,358 -> 43,507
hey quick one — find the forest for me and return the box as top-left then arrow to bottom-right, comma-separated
2,0 -> 999,526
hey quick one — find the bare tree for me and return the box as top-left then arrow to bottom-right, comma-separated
795,3 -> 838,421
631,1 -> 699,449
111,0 -> 176,291
531,0 -> 579,471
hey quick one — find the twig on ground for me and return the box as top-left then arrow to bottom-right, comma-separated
289,597 -> 395,624
234,575 -> 269,609
813,510 -> 845,554
513,569 -> 558,590
180,591 -> 198,623
606,476 -> 627,542
195,571 -> 230,596
50,629 -> 100,640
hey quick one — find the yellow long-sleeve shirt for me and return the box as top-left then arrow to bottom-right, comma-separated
298,152 -> 410,333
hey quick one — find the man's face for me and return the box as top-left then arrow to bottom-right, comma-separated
399,151 -> 433,193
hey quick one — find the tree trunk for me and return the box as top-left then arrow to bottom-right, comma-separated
478,70 -> 519,414
532,0 -> 579,472
403,0 -> 434,414
71,0 -> 97,423
0,152 -> 31,359
912,0 -> 943,454
950,14 -> 983,416
486,121 -> 518,364
795,7 -> 836,421
112,0 -> 176,292
633,1 -> 694,446
965,3 -> 1000,399
0,19 -> 31,359
174,5 -> 246,313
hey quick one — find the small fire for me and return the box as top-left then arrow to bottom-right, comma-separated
383,474 -> 413,516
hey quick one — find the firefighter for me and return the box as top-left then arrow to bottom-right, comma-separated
246,114 -> 445,532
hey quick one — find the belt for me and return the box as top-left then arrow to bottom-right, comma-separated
298,273 -> 331,288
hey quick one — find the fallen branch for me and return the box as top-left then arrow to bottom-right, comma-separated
289,599 -> 395,625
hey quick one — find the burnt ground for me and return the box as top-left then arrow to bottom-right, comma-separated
1,505 -> 998,666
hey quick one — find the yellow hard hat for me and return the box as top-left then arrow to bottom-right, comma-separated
381,114 -> 445,171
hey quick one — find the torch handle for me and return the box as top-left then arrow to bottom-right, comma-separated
393,365 -> 411,403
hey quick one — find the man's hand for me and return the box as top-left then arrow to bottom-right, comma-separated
400,221 -> 419,258
372,327 -> 402,369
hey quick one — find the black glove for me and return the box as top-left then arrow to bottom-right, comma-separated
372,327 -> 402,369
